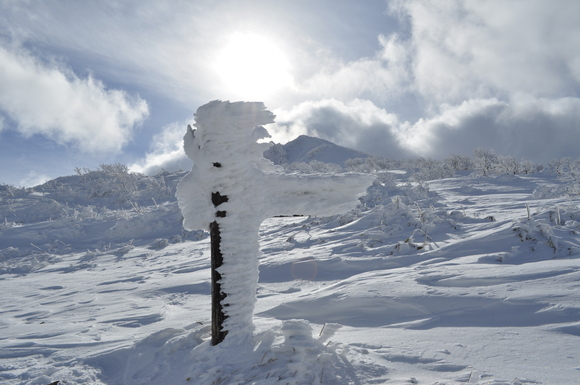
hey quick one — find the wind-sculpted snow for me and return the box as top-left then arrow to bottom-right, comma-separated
0,169 -> 199,274
1,159 -> 580,383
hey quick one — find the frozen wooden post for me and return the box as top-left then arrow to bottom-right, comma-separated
176,100 -> 374,346
209,187 -> 231,343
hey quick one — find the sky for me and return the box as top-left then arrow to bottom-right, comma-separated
1,0 -> 580,186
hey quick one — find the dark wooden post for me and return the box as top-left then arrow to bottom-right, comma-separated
210,163 -> 229,345
209,220 -> 227,345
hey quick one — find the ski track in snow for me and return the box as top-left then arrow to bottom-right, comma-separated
1,167 -> 580,384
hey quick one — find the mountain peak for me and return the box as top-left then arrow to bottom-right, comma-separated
264,135 -> 370,167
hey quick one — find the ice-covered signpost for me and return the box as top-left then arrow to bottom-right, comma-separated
177,100 -> 374,346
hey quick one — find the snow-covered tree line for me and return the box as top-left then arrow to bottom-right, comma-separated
2,149 -> 580,198
342,148 -> 544,180
2,164 -> 180,207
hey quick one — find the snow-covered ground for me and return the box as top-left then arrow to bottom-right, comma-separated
1,161 -> 580,384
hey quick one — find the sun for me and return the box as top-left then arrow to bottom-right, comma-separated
216,32 -> 293,99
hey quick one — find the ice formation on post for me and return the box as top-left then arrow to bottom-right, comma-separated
176,100 -> 374,346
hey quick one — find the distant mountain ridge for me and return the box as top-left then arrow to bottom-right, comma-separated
264,135 -> 370,167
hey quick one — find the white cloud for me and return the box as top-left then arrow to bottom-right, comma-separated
130,121 -> 192,175
0,45 -> 149,153
363,0 -> 580,162
294,33 -> 411,105
401,98 -> 510,155
18,170 -> 51,188
0,1 -> 269,107
391,0 -> 580,103
403,96 -> 580,162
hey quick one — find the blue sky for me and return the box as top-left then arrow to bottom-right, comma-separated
1,0 -> 580,186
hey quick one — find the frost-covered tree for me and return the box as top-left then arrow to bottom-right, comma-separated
444,154 -> 474,171
345,156 -> 399,173
473,148 -> 499,177
408,157 -> 454,181
549,157 -> 574,175
497,155 -> 521,175
556,157 -> 580,197
176,100 -> 374,346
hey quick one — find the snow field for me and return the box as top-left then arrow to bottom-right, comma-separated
1,162 -> 580,384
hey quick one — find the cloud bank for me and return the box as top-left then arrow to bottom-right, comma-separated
276,0 -> 580,162
405,96 -> 580,162
268,95 -> 580,164
395,0 -> 580,104
0,45 -> 148,153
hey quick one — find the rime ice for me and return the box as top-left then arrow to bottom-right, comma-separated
176,100 -> 375,345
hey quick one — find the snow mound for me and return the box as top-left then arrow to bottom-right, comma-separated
79,320 -> 375,385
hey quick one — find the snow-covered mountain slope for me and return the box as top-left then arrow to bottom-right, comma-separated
264,135 -> 370,166
1,162 -> 580,384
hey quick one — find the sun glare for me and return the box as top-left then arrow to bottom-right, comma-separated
216,32 -> 293,99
